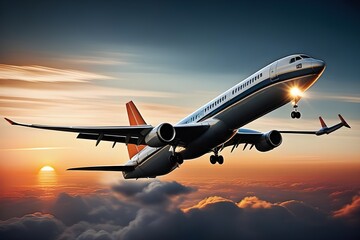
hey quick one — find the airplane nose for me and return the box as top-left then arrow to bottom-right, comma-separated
312,59 -> 326,73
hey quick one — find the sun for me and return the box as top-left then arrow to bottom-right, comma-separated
40,165 -> 55,172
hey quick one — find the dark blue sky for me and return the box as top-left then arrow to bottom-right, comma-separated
0,0 -> 359,119
1,0 -> 359,74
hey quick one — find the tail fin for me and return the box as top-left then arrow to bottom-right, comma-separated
126,101 -> 146,159
338,114 -> 351,128
319,116 -> 327,128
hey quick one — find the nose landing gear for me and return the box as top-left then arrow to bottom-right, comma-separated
291,104 -> 301,119
290,88 -> 302,119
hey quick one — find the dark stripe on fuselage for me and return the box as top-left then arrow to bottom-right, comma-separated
195,67 -> 322,123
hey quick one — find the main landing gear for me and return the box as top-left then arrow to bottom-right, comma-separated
291,104 -> 301,119
210,147 -> 224,165
210,155 -> 224,165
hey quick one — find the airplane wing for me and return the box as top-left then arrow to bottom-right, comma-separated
4,118 -> 153,146
223,129 -> 263,152
224,114 -> 350,152
67,165 -> 135,171
4,118 -> 209,147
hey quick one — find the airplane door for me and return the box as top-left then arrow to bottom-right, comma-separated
269,62 -> 278,80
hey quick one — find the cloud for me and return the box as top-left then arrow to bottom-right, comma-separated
333,194 -> 360,224
0,197 -> 47,220
1,181 -> 360,240
111,180 -> 195,208
183,196 -> 233,212
0,64 -> 114,83
0,212 -> 65,240
308,92 -> 360,103
51,193 -> 91,226
238,196 -> 273,209
0,64 -> 185,125
76,229 -> 114,240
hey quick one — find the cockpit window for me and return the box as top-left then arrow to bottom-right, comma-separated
290,58 -> 295,63
300,55 -> 310,58
295,56 -> 301,61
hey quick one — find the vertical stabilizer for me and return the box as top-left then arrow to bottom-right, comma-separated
126,101 -> 146,158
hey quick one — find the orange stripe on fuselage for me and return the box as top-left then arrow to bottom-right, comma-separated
126,101 -> 146,159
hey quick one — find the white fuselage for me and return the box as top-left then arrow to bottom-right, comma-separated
123,54 -> 325,179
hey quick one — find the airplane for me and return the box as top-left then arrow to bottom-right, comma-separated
4,54 -> 351,179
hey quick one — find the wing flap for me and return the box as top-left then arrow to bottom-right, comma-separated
223,129 -> 262,151
77,133 -> 141,145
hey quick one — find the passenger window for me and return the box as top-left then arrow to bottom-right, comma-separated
260,73 -> 262,77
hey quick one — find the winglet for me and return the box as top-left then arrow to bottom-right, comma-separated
4,118 -> 16,125
338,114 -> 350,128
319,116 -> 327,128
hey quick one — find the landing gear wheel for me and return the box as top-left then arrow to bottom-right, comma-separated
291,111 -> 301,119
291,103 -> 301,119
218,155 -> 224,165
210,155 -> 217,164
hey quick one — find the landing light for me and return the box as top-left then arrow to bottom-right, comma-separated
290,87 -> 303,97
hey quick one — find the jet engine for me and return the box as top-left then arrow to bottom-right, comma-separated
145,123 -> 176,147
255,130 -> 282,152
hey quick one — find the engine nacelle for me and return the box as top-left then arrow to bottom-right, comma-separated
145,123 -> 176,147
255,130 -> 282,152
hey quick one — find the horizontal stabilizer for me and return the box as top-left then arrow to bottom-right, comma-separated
67,165 -> 135,171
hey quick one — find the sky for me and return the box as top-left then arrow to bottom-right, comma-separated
0,0 -> 359,239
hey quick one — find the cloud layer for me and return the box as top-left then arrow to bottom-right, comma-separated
1,180 -> 359,240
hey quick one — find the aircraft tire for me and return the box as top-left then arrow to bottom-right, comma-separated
218,155 -> 224,164
291,111 -> 296,119
210,155 -> 217,164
